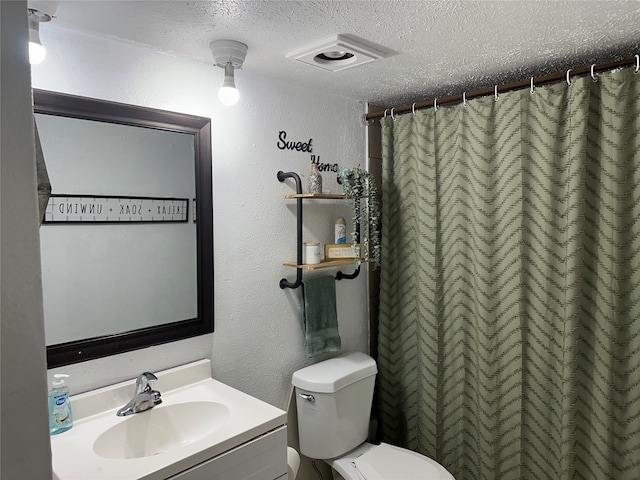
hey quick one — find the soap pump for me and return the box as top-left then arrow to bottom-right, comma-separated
48,373 -> 73,435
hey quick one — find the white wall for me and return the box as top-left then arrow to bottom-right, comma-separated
0,1 -> 52,477
37,25 -> 369,410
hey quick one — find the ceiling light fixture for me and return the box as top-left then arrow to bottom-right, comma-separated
210,40 -> 248,106
27,1 -> 57,65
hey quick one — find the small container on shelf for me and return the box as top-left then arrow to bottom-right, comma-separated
335,216 -> 346,244
302,242 -> 321,265
307,162 -> 322,194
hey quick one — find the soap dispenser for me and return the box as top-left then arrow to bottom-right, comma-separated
48,374 -> 73,435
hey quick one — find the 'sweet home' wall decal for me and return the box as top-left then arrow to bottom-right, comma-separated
276,130 -> 338,172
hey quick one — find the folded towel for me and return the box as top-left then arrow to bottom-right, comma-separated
302,275 -> 341,357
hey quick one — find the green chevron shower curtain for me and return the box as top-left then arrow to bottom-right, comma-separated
377,67 -> 640,480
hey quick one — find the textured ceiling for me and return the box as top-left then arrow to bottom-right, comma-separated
43,0 -> 640,108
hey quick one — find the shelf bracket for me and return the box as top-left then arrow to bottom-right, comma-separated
336,264 -> 360,281
278,171 -> 303,289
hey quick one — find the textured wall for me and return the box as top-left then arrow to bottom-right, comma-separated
35,25 -> 369,410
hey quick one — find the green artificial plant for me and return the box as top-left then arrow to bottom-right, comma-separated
338,166 -> 381,269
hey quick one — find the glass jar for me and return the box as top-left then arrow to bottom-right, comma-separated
302,242 -> 321,265
308,163 -> 322,194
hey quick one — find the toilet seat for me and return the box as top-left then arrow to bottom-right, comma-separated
330,443 -> 454,480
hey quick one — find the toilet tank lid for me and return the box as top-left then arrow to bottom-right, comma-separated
292,351 -> 377,393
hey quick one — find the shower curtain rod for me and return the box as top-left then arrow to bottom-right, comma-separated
365,55 -> 639,121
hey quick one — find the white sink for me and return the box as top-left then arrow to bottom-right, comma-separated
50,360 -> 287,479
93,401 -> 231,459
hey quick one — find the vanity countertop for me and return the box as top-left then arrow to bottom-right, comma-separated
50,360 -> 287,480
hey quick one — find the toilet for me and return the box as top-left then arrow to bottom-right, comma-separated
292,351 -> 454,480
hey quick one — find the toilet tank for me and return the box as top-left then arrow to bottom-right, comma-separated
292,351 -> 377,460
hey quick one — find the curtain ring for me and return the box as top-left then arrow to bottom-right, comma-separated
590,64 -> 598,82
433,98 -> 438,112
390,108 -> 396,121
462,92 -> 467,107
412,103 -> 416,115
383,109 -> 389,118
494,85 -> 499,102
635,55 -> 639,74
566,69 -> 572,86
530,77 -> 535,94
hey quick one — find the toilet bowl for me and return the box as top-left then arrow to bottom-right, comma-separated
292,352 -> 455,480
327,442 -> 453,480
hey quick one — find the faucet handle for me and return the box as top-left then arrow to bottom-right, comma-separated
135,372 -> 158,392
151,389 -> 162,406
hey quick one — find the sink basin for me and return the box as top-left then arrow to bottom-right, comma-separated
93,401 -> 230,459
51,360 -> 287,479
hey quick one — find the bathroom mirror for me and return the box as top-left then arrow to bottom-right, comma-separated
34,90 -> 213,367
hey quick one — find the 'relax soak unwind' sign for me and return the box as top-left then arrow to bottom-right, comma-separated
44,195 -> 189,223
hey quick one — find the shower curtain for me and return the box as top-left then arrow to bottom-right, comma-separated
377,67 -> 640,480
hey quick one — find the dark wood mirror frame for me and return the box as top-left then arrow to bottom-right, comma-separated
34,89 -> 214,368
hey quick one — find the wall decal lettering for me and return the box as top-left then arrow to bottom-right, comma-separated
310,154 -> 339,172
277,131 -> 338,172
277,130 -> 313,152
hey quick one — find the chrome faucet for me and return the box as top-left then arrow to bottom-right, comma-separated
116,372 -> 162,416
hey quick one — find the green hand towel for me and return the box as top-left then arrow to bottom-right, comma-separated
302,275 -> 341,357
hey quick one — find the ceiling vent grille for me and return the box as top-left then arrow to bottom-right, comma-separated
286,34 -> 386,72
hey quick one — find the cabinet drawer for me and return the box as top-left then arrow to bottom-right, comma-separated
169,426 -> 287,480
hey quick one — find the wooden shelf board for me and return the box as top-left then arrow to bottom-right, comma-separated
283,259 -> 374,270
283,259 -> 358,270
283,193 -> 345,199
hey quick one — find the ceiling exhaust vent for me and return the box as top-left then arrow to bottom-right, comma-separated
286,34 -> 386,72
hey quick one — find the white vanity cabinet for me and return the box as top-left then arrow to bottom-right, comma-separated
169,426 -> 287,480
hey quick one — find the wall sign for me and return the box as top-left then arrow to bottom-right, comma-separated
277,130 -> 313,152
276,130 -> 339,172
43,195 -> 189,224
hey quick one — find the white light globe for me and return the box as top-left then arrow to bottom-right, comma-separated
29,41 -> 46,64
218,86 -> 239,106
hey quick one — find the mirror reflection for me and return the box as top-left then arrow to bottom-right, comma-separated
34,90 -> 214,367
37,113 -> 198,344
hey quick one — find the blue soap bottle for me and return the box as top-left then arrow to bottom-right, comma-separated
48,374 -> 73,435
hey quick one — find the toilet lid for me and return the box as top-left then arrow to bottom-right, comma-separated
352,443 -> 446,480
